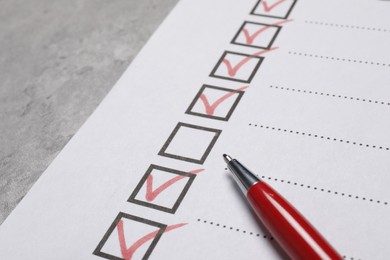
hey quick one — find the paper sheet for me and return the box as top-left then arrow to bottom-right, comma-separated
1,0 -> 390,259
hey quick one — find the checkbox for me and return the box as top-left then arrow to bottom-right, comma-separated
158,122 -> 221,164
185,84 -> 246,121
93,212 -> 166,260
231,21 -> 281,49
210,51 -> 264,83
128,165 -> 198,214
251,0 -> 297,19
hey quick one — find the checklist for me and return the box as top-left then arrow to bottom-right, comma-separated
128,165 -> 200,213
251,0 -> 297,19
185,85 -> 247,121
93,213 -> 185,260
1,0 -> 390,259
232,21 -> 285,49
210,51 -> 265,83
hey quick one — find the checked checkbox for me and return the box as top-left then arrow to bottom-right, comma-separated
232,21 -> 291,49
128,165 -> 203,213
251,0 -> 297,19
210,51 -> 265,83
185,84 -> 248,121
158,122 -> 221,164
93,212 -> 186,260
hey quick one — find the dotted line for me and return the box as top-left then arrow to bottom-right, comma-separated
260,174 -> 388,206
224,167 -> 388,206
198,215 -> 360,259
269,85 -> 390,106
248,123 -> 390,152
197,218 -> 274,240
305,20 -> 390,33
343,257 -> 361,260
287,51 -> 390,67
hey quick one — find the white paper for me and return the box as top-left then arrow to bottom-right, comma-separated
1,0 -> 390,259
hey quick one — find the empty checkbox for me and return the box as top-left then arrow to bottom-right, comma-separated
158,122 -> 221,164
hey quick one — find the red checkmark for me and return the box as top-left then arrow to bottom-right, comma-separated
145,169 -> 203,201
199,86 -> 249,115
262,0 -> 287,12
117,220 -> 187,260
242,20 -> 292,45
222,47 -> 278,77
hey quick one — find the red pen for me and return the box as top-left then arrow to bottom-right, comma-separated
223,154 -> 343,260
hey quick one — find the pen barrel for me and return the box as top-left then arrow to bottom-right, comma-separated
247,182 -> 343,260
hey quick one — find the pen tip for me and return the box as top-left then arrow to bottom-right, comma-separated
223,154 -> 232,164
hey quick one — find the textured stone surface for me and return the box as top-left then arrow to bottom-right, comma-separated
0,0 -> 179,224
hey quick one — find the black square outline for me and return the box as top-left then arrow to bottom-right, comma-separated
185,84 -> 245,121
93,212 -> 166,260
158,122 -> 222,164
250,0 -> 297,19
128,164 -> 197,214
209,51 -> 264,83
231,21 -> 282,50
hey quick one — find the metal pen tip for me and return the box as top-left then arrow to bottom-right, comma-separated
223,154 -> 232,164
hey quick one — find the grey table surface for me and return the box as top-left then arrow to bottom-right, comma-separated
0,0 -> 179,225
